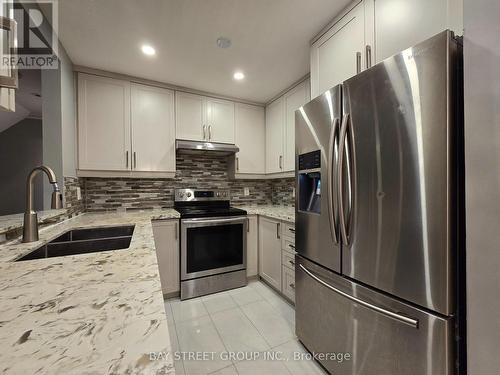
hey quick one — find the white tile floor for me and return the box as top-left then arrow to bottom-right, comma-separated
164,280 -> 328,375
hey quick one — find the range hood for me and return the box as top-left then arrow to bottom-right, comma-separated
176,140 -> 239,156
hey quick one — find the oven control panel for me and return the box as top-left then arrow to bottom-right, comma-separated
175,188 -> 230,202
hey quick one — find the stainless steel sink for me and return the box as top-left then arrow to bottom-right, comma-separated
16,225 -> 135,261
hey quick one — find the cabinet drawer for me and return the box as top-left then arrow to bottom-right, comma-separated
282,250 -> 296,270
282,222 -> 295,239
282,237 -> 296,253
282,265 -> 296,303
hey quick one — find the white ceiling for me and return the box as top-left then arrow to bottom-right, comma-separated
57,0 -> 351,103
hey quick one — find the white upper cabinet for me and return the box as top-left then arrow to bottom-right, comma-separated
375,0 -> 463,62
175,92 -> 235,144
78,73 -> 131,171
131,84 -> 175,172
234,103 -> 266,174
311,0 -> 373,98
175,91 -> 205,141
311,0 -> 463,98
284,80 -> 310,171
206,97 -> 235,143
265,97 -> 285,174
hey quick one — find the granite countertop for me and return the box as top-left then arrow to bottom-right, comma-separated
238,205 -> 295,223
0,209 -> 179,375
0,209 -> 68,236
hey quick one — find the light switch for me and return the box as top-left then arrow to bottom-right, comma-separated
244,187 -> 250,196
76,187 -> 82,200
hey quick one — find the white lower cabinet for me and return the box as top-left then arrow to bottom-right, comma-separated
258,217 -> 282,290
246,215 -> 258,277
281,265 -> 296,303
152,220 -> 180,296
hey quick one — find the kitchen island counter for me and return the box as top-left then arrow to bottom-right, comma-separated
0,210 -> 179,375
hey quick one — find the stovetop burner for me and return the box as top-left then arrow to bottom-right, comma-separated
174,189 -> 247,218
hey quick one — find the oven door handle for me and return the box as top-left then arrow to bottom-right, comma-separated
182,217 -> 248,225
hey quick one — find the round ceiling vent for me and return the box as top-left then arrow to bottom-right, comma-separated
216,37 -> 231,49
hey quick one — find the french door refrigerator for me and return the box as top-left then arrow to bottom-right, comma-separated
295,30 -> 465,375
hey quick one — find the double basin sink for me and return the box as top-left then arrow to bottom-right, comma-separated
16,225 -> 135,262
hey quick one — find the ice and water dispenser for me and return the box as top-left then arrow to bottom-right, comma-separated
298,150 -> 321,214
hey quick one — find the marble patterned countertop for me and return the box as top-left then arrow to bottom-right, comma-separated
237,205 -> 295,223
0,205 -> 292,374
0,209 -> 68,236
0,209 -> 179,375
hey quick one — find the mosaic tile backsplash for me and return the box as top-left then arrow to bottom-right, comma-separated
83,154 -> 295,212
63,177 -> 85,217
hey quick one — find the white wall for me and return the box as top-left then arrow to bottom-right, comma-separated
60,46 -> 77,177
0,118 -> 43,215
464,0 -> 500,373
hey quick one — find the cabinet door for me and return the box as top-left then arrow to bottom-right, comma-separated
131,84 -> 175,172
0,0 -> 15,111
265,97 -> 284,174
284,80 -> 310,171
206,97 -> 235,143
152,220 -> 180,295
247,215 -> 258,277
310,1 -> 368,98
258,217 -> 282,290
78,73 -> 131,171
235,103 -> 265,174
375,0 -> 462,62
175,91 -> 205,141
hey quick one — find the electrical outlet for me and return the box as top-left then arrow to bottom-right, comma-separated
292,187 -> 295,198
76,187 -> 82,200
244,187 -> 250,196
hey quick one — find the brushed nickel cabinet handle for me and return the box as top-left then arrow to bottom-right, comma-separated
236,157 -> 239,171
288,228 -> 295,233
279,155 -> 283,169
175,221 -> 178,240
126,151 -> 129,168
277,222 -> 281,239
133,152 -> 137,169
208,125 -> 212,140
289,244 -> 295,250
203,125 -> 206,140
356,52 -> 361,74
289,259 -> 295,266
289,283 -> 295,289
366,45 -> 372,68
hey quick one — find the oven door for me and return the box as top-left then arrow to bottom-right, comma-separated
181,216 -> 247,280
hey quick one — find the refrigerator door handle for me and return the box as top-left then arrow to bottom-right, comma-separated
338,113 -> 350,245
299,264 -> 419,328
327,117 -> 340,244
338,112 -> 356,246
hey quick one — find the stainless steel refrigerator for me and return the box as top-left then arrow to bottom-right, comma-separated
294,30 -> 465,375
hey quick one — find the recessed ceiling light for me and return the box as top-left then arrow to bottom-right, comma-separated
233,71 -> 245,81
217,37 -> 232,49
141,44 -> 156,56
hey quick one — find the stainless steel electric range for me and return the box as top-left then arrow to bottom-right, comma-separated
174,189 -> 248,300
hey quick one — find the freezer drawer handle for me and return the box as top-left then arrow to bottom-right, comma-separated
298,264 -> 419,328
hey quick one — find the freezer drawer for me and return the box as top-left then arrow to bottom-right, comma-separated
295,256 -> 454,375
